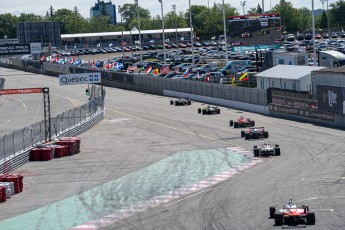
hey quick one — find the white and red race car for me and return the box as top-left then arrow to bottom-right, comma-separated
270,199 -> 315,226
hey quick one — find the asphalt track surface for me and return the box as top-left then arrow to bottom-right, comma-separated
0,67 -> 345,230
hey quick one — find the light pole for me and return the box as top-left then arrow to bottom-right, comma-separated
158,0 -> 166,65
118,5 -> 125,58
222,0 -> 228,62
134,0 -> 142,61
189,0 -> 194,65
312,0 -> 317,66
326,0 -> 330,36
240,1 -> 246,15
129,7 -> 134,57
172,5 -> 179,52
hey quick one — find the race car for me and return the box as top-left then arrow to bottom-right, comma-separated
229,116 -> 255,128
198,105 -> 220,115
253,142 -> 280,157
270,199 -> 315,226
170,98 -> 191,106
240,127 -> 268,140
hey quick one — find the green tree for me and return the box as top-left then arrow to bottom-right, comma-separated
295,7 -> 311,32
271,0 -> 298,31
257,4 -> 263,14
319,11 -> 328,29
118,3 -> 150,29
0,13 -> 18,38
329,0 -> 345,29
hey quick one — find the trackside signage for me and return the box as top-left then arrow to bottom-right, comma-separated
0,88 -> 43,95
59,73 -> 101,86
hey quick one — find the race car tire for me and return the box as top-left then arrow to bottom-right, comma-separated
188,100 -> 191,105
254,148 -> 260,157
202,109 -> 207,115
264,131 -> 269,138
234,122 -> 239,128
250,120 -> 255,127
198,108 -> 201,114
306,212 -> 315,225
241,131 -> 245,137
269,206 -> 276,218
216,109 -> 220,114
274,213 -> 283,226
274,148 -> 280,156
253,145 -> 257,149
170,100 -> 173,105
230,120 -> 233,127
174,101 -> 177,106
245,133 -> 251,140
275,144 -> 279,148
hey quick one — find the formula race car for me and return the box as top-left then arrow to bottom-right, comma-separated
270,199 -> 315,226
230,116 -> 255,128
241,127 -> 268,140
170,98 -> 191,106
253,142 -> 280,157
198,105 -> 220,115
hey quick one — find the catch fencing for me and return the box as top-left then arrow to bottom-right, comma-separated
70,67 -> 268,106
0,85 -> 105,162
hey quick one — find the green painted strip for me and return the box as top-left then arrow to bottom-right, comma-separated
0,148 -> 249,230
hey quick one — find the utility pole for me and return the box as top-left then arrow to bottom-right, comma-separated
172,5 -> 179,52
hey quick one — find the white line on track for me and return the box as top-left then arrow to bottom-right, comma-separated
0,120 -> 10,126
7,95 -> 27,111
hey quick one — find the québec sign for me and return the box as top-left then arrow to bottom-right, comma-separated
59,73 -> 101,86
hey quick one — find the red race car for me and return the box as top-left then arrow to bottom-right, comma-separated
229,116 -> 255,128
241,127 -> 268,140
270,199 -> 316,226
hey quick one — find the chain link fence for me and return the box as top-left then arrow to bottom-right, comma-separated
0,85 -> 104,162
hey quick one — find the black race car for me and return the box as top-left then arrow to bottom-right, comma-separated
170,98 -> 191,106
198,105 -> 220,115
241,127 -> 269,140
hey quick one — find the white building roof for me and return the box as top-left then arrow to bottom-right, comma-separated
61,28 -> 192,39
255,65 -> 326,80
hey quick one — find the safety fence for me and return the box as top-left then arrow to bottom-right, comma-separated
0,85 -> 105,164
71,67 -> 268,106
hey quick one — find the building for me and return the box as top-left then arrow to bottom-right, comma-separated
255,65 -> 325,92
90,0 -> 117,26
61,28 -> 192,47
17,21 -> 61,47
311,66 -> 345,114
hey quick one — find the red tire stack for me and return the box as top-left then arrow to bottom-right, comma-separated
0,174 -> 24,203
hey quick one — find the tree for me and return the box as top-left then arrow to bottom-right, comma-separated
329,0 -> 345,29
118,3 -> 150,29
257,4 -> 263,14
319,11 -> 328,29
0,13 -> 18,38
271,0 -> 298,31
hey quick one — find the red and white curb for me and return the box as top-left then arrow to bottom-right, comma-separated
70,146 -> 262,230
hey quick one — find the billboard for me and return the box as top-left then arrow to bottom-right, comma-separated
59,73 -> 101,86
0,44 -> 30,55
317,85 -> 344,114
228,14 -> 281,46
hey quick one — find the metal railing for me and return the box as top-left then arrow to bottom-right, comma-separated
0,85 -> 105,162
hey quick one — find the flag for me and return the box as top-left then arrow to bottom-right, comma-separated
232,76 -> 235,85
183,67 -> 190,78
145,65 -> 152,73
153,68 -> 159,75
205,74 -> 210,82
196,71 -> 200,80
160,67 -> 167,74
113,62 -> 124,70
239,72 -> 248,81
40,56 -> 46,61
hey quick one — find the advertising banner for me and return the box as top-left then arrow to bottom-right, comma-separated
59,73 -> 101,86
0,88 -> 43,95
0,44 -> 30,55
30,43 -> 42,54
317,85 -> 343,114
269,104 -> 335,122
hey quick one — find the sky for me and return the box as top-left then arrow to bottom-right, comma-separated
0,0 -> 330,21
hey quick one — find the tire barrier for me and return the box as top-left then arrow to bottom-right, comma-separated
30,137 -> 81,161
0,173 -> 24,203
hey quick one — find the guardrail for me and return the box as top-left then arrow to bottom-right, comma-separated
0,110 -> 105,174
